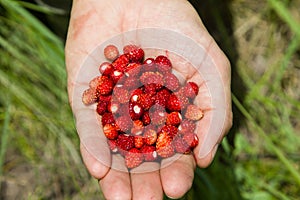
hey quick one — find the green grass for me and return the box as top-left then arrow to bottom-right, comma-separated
0,0 -> 300,199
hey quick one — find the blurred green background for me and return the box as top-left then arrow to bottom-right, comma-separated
0,0 -> 300,199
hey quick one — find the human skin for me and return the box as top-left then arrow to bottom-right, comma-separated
65,0 -> 232,199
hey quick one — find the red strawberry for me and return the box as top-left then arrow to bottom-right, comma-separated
98,94 -> 112,103
185,105 -> 204,121
115,115 -> 132,132
140,71 -> 164,89
156,131 -> 175,158
164,73 -> 180,91
143,58 -> 157,72
166,93 -> 181,112
96,101 -> 108,116
107,139 -> 118,153
142,111 -> 151,126
96,76 -> 114,95
107,101 -> 120,114
112,54 -> 129,72
182,132 -> 199,148
123,45 -> 144,63
82,88 -> 98,105
141,145 -> 157,161
178,119 -> 196,134
143,126 -> 157,145
184,82 -> 199,99
131,120 -> 144,136
113,86 -> 130,104
124,77 -> 141,90
155,55 -> 172,73
173,135 -> 191,154
104,45 -> 119,61
125,148 -> 143,168
101,112 -> 115,126
116,134 -> 135,153
144,83 -> 158,96
110,70 -> 124,84
159,125 -> 178,138
103,124 -> 119,139
166,112 -> 182,126
130,88 -> 144,103
134,135 -> 144,148
99,62 -> 114,76
155,88 -> 171,107
149,110 -> 167,126
129,102 -> 144,120
124,63 -> 141,78
137,93 -> 155,111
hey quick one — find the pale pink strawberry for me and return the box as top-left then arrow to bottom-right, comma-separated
185,105 -> 204,121
104,44 -> 119,61
182,132 -> 199,148
113,86 -> 130,104
115,115 -> 132,132
178,119 -> 196,134
173,135 -> 191,154
150,110 -> 167,126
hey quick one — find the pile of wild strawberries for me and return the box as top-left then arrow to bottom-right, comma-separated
82,44 -> 203,169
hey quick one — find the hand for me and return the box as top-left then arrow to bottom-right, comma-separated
65,0 -> 232,199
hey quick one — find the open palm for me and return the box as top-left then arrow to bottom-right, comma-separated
65,0 -> 232,199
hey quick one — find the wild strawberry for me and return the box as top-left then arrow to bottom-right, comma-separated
178,119 -> 196,134
96,101 -> 108,116
141,145 -> 157,161
155,55 -> 172,73
116,134 -> 135,153
131,120 -> 144,136
159,125 -> 178,138
129,102 -> 144,120
107,139 -> 118,153
164,73 -> 180,91
104,44 -> 119,61
137,93 -> 155,111
125,148 -> 143,168
124,77 -> 141,90
99,62 -> 114,76
124,63 -> 141,78
107,101 -> 120,114
98,94 -> 112,103
143,126 -> 157,145
166,93 -> 181,112
112,54 -> 129,72
110,70 -> 124,84
185,105 -> 204,121
149,110 -> 167,126
96,76 -> 114,95
143,58 -> 157,72
144,83 -> 158,96
130,88 -> 144,103
184,82 -> 199,99
89,76 -> 102,89
115,115 -> 132,132
175,92 -> 190,110
156,131 -> 175,158
155,88 -> 171,107
134,135 -> 144,148
140,71 -> 164,88
101,112 -> 115,126
103,124 -> 119,139
82,88 -> 98,105
113,86 -> 130,104
123,45 -> 144,63
173,135 -> 191,154
142,111 -> 151,126
182,132 -> 199,148
166,112 -> 182,126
